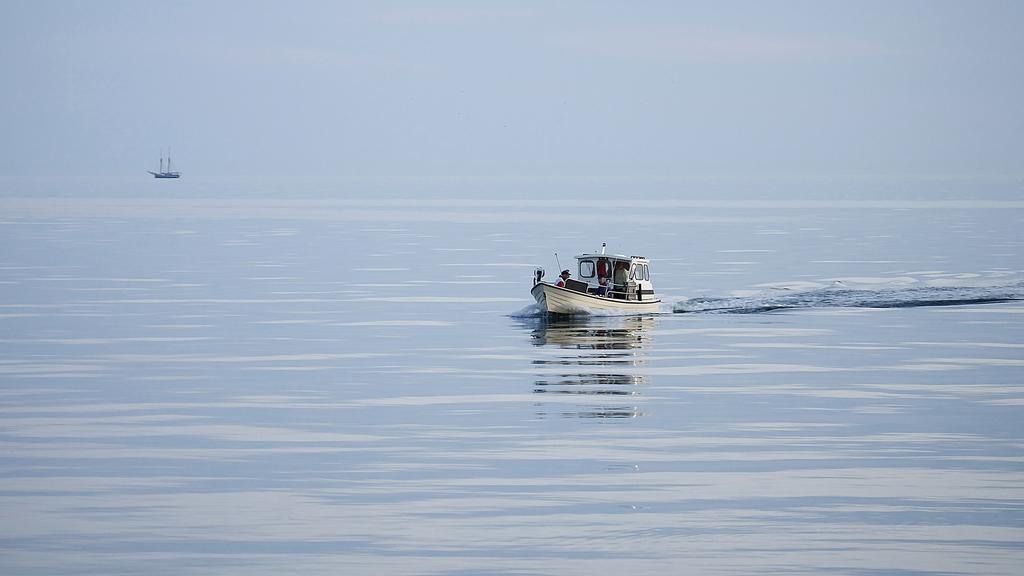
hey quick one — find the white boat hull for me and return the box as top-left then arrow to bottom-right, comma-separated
531,283 -> 661,315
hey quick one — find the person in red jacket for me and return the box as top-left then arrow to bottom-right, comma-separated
555,269 -> 571,287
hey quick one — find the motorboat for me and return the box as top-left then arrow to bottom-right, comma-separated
531,243 -> 662,315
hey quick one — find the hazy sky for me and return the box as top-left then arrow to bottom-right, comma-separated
2,1 -> 1022,187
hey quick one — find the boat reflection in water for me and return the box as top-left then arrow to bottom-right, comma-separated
523,316 -> 655,419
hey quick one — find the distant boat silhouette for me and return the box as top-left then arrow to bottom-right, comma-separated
149,149 -> 181,178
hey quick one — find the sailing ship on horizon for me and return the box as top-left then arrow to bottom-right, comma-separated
149,148 -> 181,179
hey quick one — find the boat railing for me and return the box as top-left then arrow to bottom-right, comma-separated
578,281 -> 641,300
607,281 -> 641,300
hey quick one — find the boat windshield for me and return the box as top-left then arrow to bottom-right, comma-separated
579,260 -> 596,279
577,257 -> 631,281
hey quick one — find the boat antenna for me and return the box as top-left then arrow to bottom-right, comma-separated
554,252 -> 562,273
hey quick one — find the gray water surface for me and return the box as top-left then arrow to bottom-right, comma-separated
2,196 -> 1023,575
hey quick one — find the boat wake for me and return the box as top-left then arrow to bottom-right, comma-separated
673,282 -> 1024,314
509,303 -> 545,318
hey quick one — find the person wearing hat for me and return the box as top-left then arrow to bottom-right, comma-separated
555,269 -> 571,287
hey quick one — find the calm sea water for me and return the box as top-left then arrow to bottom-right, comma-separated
2,194 -> 1023,575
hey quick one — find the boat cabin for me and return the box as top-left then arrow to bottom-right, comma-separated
570,252 -> 654,301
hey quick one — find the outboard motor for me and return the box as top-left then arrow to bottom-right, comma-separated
534,267 -> 545,285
